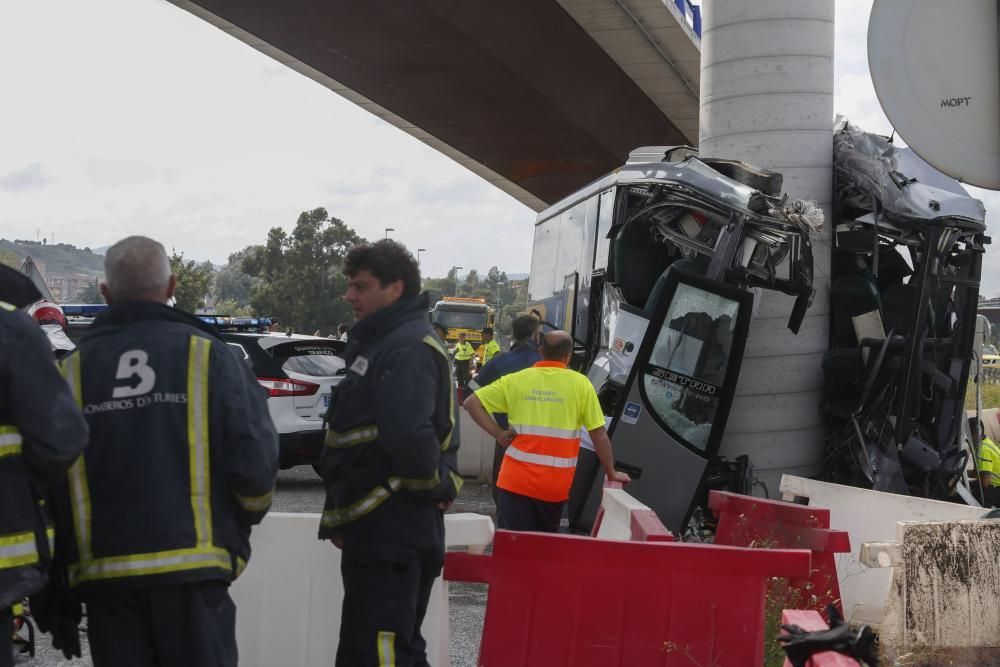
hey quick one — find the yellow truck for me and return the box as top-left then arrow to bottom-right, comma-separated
430,297 -> 494,349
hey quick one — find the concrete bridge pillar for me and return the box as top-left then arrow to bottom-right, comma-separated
699,0 -> 835,491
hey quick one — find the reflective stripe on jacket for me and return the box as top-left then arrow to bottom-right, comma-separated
480,339 -> 501,366
474,361 -> 605,502
0,304 -> 89,608
454,342 -> 476,361
319,293 -> 461,535
0,425 -> 38,570
59,301 -> 278,592
980,438 -> 1000,487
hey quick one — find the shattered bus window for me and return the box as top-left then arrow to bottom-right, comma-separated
642,284 -> 738,452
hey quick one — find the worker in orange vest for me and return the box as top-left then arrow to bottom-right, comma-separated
464,330 -> 629,531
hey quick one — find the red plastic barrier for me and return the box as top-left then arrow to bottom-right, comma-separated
709,490 -> 850,615
630,509 -> 674,542
445,530 -> 811,666
780,610 -> 858,667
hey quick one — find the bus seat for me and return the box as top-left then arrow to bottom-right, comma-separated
612,220 -> 674,308
830,275 -> 883,348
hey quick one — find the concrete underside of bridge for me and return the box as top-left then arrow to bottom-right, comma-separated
169,0 -> 697,210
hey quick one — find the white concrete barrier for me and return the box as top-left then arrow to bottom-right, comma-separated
862,519 -> 1000,657
457,407 -> 493,480
594,487 -> 653,540
232,511 -> 495,667
780,475 -> 985,627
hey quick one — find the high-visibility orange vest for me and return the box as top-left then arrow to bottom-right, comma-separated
474,361 -> 605,502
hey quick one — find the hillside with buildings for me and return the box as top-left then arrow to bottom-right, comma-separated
0,239 -> 104,301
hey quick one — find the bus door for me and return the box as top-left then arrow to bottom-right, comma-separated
606,267 -> 753,534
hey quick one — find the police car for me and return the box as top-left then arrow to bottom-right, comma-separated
64,306 -> 346,470
220,327 -> 345,470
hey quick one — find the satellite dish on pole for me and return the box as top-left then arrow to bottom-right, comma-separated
868,0 -> 1000,190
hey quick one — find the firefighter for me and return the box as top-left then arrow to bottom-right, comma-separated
53,236 -> 278,667
319,240 -> 461,667
464,330 -> 629,532
453,331 -> 476,388
0,300 -> 88,667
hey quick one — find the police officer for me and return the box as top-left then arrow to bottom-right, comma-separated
0,298 -> 88,667
320,240 -> 461,667
55,236 -> 278,667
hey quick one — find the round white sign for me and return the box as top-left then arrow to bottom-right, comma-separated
868,0 -> 1000,190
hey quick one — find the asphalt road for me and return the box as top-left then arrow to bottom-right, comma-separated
17,467 -> 492,667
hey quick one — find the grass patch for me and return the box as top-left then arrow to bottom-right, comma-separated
965,381 -> 1000,411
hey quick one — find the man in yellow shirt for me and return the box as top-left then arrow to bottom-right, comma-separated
453,332 -> 476,388
979,435 -> 1000,507
464,330 -> 629,531
477,327 -> 501,369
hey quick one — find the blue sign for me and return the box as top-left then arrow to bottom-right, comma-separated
622,401 -> 643,425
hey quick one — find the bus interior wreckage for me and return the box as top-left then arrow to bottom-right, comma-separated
527,120 -> 989,536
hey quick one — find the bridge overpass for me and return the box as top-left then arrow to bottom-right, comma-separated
166,0 -> 702,210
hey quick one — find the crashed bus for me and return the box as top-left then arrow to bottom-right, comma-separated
823,119 -> 989,503
526,123 -> 989,535
527,145 -> 819,533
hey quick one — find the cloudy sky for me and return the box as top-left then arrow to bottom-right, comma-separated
0,0 -> 996,288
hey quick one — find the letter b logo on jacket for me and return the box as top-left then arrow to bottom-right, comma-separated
112,350 -> 156,398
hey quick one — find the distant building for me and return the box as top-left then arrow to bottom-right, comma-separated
47,272 -> 99,302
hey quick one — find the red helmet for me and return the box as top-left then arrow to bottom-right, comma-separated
28,300 -> 68,331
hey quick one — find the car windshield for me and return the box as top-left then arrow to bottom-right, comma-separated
435,309 -> 487,330
271,342 -> 345,377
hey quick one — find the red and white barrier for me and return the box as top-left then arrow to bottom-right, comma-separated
710,490 -> 850,615
591,480 -> 674,542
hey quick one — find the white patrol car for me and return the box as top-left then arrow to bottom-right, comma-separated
218,330 -> 346,471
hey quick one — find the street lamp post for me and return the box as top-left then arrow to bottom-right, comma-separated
417,248 -> 427,266
384,227 -> 395,239
495,281 -> 505,338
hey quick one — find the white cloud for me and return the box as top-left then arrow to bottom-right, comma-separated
0,0 -> 992,290
0,0 -> 534,279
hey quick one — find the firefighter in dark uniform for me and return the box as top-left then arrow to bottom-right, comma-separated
54,236 -> 278,667
319,240 -> 461,667
0,299 -> 88,667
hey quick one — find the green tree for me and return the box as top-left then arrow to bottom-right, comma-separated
213,247 -> 259,309
0,249 -> 19,268
169,252 -> 214,313
212,298 -> 251,317
242,207 -> 364,335
74,279 -> 103,303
